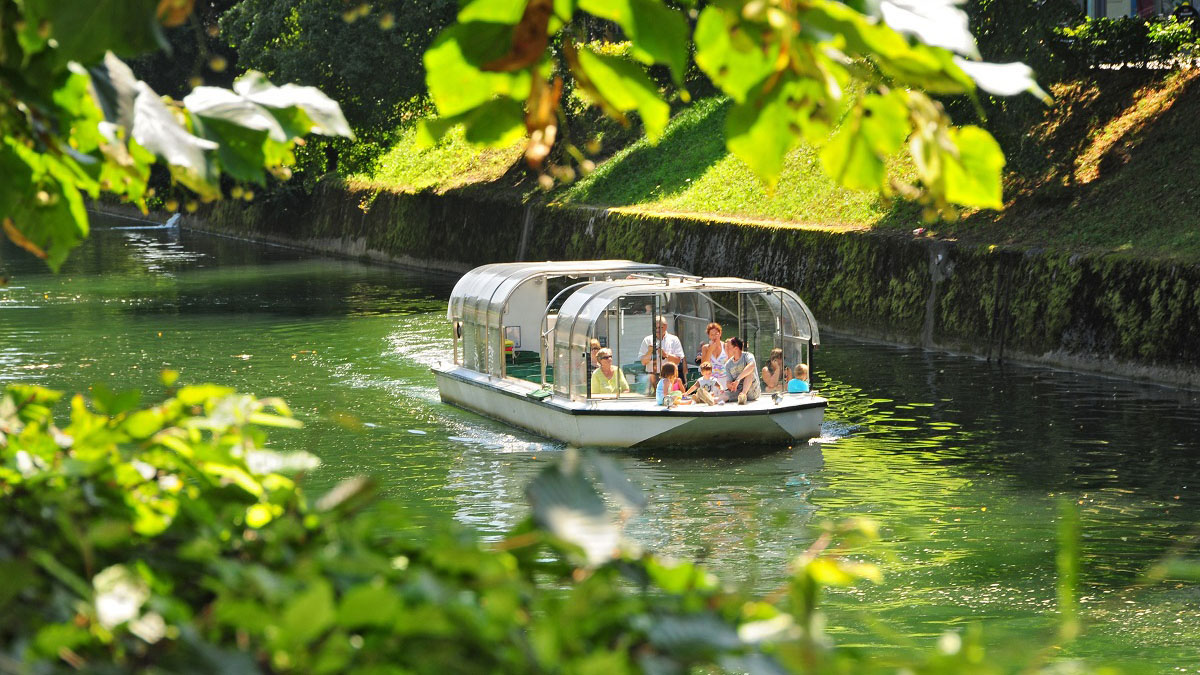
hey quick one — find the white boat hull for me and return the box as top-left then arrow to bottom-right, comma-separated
433,364 -> 826,449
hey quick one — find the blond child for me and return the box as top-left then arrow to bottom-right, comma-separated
786,363 -> 811,393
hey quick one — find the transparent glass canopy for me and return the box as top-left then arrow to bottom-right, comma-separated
447,262 -> 820,402
550,277 -> 820,400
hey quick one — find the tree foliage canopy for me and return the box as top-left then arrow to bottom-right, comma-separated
0,1 -> 353,270
422,0 -> 1050,214
220,0 -> 456,133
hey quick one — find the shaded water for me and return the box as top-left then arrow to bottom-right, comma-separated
3,218 -> 1200,671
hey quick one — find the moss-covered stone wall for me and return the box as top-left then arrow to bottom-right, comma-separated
187,180 -> 1200,388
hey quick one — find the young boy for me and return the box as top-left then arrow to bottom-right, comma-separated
685,362 -> 722,405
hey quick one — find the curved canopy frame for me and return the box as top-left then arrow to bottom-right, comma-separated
448,261 -> 685,377
448,260 -> 684,324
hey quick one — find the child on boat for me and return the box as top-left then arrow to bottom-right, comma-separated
656,362 -> 692,407
786,363 -> 811,393
685,361 -> 722,405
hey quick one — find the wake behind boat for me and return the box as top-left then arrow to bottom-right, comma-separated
433,261 -> 826,449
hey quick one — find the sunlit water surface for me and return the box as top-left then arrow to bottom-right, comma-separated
3,219 -> 1200,671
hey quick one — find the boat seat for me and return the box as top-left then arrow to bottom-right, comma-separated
506,350 -> 552,385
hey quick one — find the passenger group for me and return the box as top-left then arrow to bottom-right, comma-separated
591,319 -> 810,406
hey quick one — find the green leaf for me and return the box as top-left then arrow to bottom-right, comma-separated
821,119 -> 883,192
694,6 -> 778,103
338,583 -> 401,628
416,97 -> 527,149
19,0 -> 160,69
92,383 -> 142,415
246,412 -> 304,429
6,384 -> 65,407
424,23 -> 533,117
941,125 -> 1005,209
177,384 -> 236,406
819,91 -> 909,192
646,613 -> 742,657
193,118 -> 269,184
213,598 -> 275,631
279,579 -> 336,647
0,139 -> 91,271
124,408 -> 165,439
459,0 -> 527,24
245,503 -> 274,528
579,0 -> 689,85
860,91 -> 910,156
645,557 -> 719,594
0,560 -> 36,612
553,0 -> 576,22
462,97 -> 527,146
415,116 -> 460,148
53,66 -> 107,153
799,2 -> 974,94
32,624 -> 92,659
575,47 -> 668,141
803,557 -> 855,586
725,82 -> 797,191
204,464 -> 264,497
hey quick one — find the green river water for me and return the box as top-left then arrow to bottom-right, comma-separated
3,216 -> 1200,671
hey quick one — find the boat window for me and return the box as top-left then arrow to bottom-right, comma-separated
553,297 -> 595,401
462,320 -> 487,373
610,295 -> 656,397
700,291 -> 740,339
741,291 -> 779,364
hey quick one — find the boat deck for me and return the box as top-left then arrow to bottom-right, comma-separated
450,362 -> 822,415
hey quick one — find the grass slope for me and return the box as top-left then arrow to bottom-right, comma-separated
344,125 -> 523,193
930,68 -> 1200,259
557,98 -> 893,229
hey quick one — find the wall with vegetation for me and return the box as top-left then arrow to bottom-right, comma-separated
189,180 -> 1200,388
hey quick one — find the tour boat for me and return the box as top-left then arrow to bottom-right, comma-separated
432,261 -> 827,449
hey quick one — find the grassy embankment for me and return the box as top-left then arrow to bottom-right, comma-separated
345,67 -> 1200,261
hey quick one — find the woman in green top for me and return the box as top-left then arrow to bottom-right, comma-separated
590,348 -> 630,396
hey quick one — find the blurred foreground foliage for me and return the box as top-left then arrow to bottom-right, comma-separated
1,381 -> 1112,674
0,1 -> 353,271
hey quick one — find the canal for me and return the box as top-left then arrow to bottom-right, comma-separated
2,217 -> 1199,671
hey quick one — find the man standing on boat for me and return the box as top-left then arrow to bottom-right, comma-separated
723,337 -> 761,405
641,316 -> 684,392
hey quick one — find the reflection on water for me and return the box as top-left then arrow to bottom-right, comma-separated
3,219 -> 1200,670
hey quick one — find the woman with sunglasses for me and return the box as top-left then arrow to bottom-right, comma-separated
590,347 -> 630,396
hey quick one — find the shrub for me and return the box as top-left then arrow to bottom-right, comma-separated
0,382 -> 1101,673
1055,16 -> 1199,70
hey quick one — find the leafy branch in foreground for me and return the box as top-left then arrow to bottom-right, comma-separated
422,0 -> 1050,215
1,381 -> 1103,673
0,2 -> 353,270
